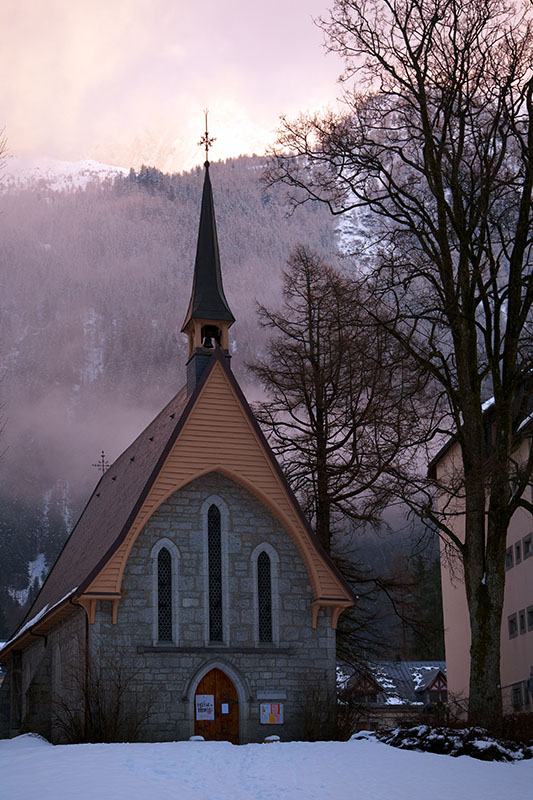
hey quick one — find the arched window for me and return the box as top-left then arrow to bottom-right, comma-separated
157,547 -> 172,641
201,495 -> 229,645
151,539 -> 180,645
257,551 -> 272,642
208,504 -> 223,641
251,543 -> 280,646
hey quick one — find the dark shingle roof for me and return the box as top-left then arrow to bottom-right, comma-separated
13,385 -> 189,631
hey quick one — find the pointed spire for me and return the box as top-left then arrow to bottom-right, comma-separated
182,116 -> 235,395
181,162 -> 235,330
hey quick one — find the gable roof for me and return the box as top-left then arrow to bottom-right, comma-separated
1,350 -> 355,658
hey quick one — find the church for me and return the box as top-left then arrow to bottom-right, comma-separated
0,157 -> 355,744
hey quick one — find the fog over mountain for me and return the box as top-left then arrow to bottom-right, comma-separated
0,155 -> 341,634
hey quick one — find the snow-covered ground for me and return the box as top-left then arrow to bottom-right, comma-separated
1,734 -> 531,800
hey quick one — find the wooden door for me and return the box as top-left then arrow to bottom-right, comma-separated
194,668 -> 239,744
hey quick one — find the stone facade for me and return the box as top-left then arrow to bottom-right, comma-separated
88,471 -> 336,742
1,162 -> 348,744
2,608 -> 85,741
3,471 -> 336,743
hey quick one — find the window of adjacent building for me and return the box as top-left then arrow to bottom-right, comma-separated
505,546 -> 514,570
519,609 -> 527,635
512,683 -> 523,711
208,504 -> 223,642
257,551 -> 273,643
523,533 -> 532,560
524,681 -> 531,709
428,689 -> 448,703
515,540 -> 522,565
527,605 -> 533,632
356,692 -> 379,704
508,613 -> 518,639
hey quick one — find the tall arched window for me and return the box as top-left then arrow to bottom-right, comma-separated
257,551 -> 272,642
151,538 -> 180,645
157,547 -> 172,641
208,504 -> 223,641
201,494 -> 229,645
251,543 -> 280,646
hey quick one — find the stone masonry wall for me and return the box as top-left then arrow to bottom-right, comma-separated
90,472 -> 336,742
4,608 -> 86,742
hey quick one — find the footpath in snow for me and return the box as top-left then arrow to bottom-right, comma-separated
1,733 -> 532,800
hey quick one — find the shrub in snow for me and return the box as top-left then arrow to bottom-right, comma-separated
351,725 -> 533,762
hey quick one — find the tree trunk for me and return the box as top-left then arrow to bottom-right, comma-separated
464,473 -> 508,728
466,567 -> 505,727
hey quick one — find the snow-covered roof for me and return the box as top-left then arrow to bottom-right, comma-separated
342,661 -> 446,706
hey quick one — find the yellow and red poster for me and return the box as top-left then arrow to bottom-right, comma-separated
260,703 -> 284,724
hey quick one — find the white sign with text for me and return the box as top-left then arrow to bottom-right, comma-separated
195,694 -> 215,720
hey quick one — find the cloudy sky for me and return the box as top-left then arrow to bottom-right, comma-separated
2,0 -> 344,171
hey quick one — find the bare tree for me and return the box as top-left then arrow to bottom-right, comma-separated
266,0 -> 533,726
250,245 -> 420,554
53,652 -> 154,743
250,246 -> 431,662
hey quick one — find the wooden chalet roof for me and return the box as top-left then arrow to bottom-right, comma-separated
2,350 -> 355,657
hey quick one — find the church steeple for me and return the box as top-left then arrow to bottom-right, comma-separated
182,122 -> 235,395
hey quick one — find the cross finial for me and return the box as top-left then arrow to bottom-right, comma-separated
198,109 -> 216,166
92,450 -> 109,474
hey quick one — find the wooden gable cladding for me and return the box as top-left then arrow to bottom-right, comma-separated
427,672 -> 447,693
352,673 -> 382,696
83,355 -> 353,626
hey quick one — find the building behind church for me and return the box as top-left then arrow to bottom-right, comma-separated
430,425 -> 533,716
0,158 -> 354,743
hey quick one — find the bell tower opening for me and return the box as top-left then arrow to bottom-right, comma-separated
201,325 -> 222,349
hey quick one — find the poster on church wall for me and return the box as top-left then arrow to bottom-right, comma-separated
260,703 -> 284,724
195,694 -> 215,720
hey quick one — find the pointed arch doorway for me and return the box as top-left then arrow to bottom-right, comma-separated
194,668 -> 239,744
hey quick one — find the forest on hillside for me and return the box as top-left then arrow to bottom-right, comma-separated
0,156 -> 443,657
0,156 -> 338,636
